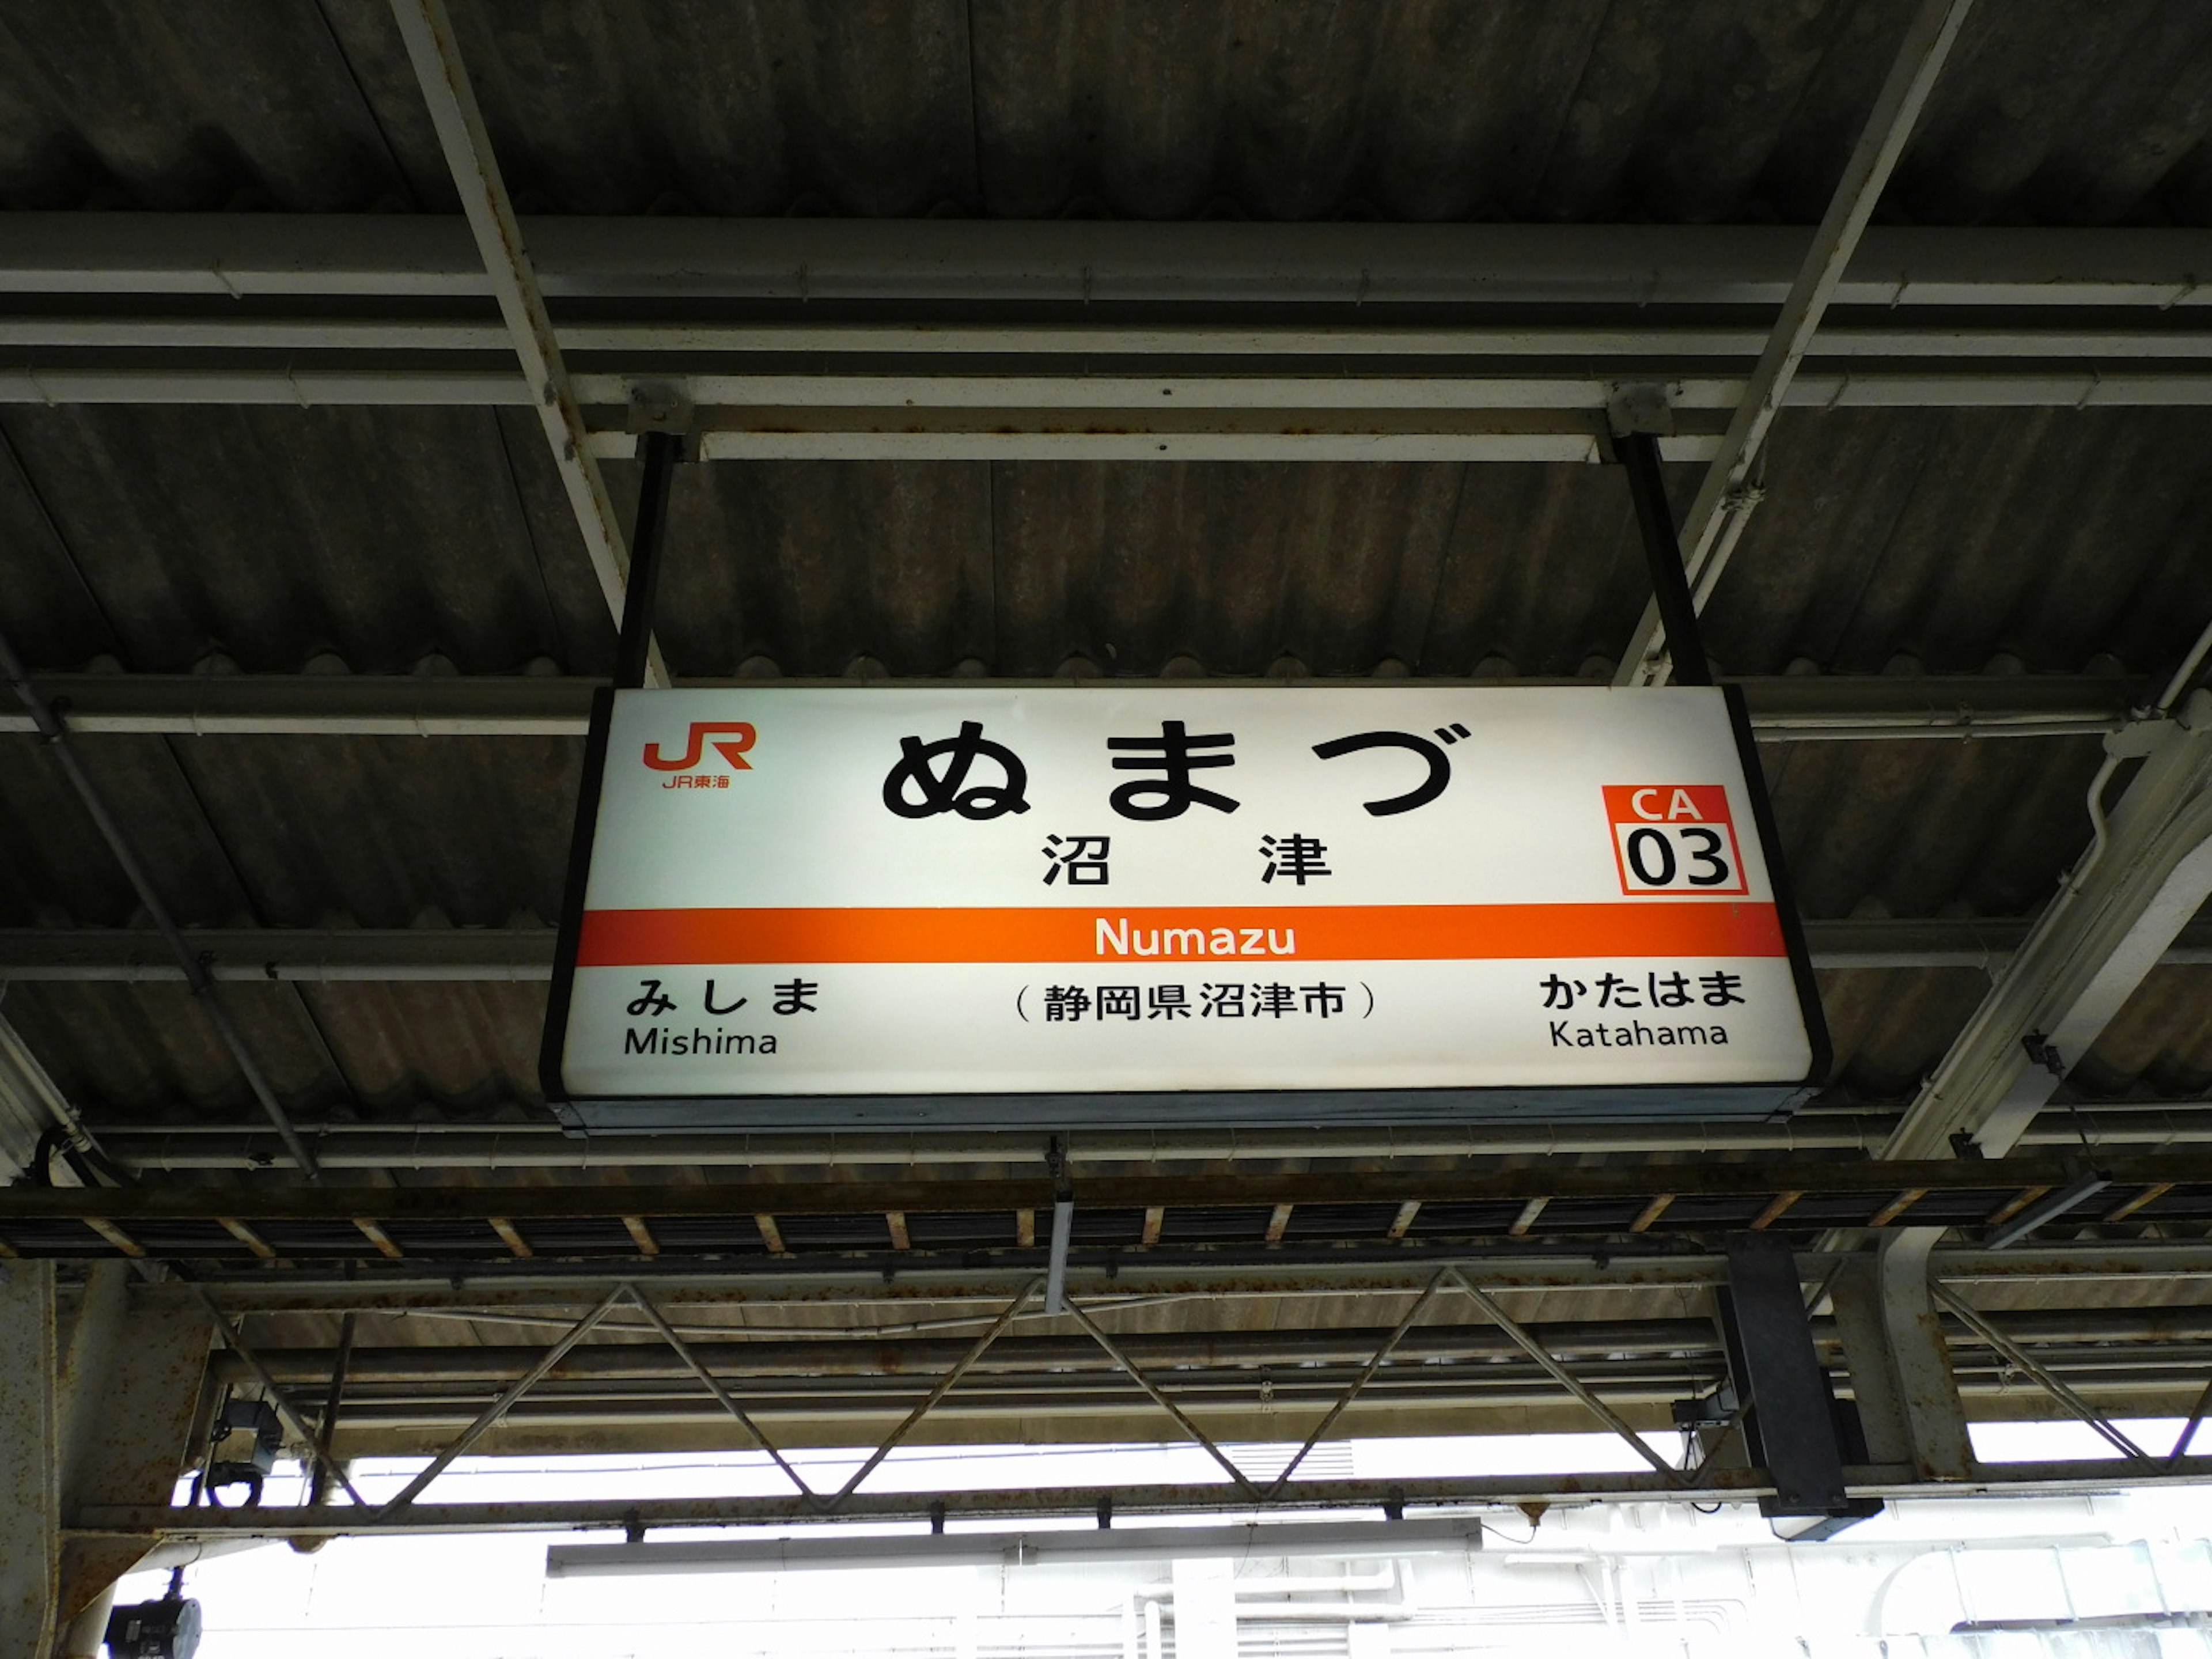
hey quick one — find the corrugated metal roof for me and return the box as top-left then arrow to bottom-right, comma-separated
5,0 -> 2212,1436
13,2 -> 2212,227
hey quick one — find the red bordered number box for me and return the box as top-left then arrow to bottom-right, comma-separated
1602,785 -> 1750,896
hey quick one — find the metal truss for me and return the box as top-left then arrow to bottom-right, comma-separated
6,1153 -> 2211,1267
66,1241 -> 2212,1544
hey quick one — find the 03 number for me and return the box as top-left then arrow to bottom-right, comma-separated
1622,824 -> 1733,889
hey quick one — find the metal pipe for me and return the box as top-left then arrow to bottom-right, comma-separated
0,626 -> 320,1179
544,1520 -> 1482,1577
2156,611 -> 2212,715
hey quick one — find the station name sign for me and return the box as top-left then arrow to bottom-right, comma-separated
542,687 -> 1828,1129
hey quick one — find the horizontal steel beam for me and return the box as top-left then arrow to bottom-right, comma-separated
0,672 -> 2138,740
11,319 -> 2212,359
1,1153 -> 2202,1223
7,219 -> 2212,308
214,1305 -> 2212,1385
10,225 -> 2212,438
65,1457 -> 2212,1541
60,1108 -> 2212,1175
10,366 -> 2212,423
8,915 -> 2205,984
135,1243 -> 2212,1318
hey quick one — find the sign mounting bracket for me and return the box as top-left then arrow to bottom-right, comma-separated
1611,427 -> 1714,690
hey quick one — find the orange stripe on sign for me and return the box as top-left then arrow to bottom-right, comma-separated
576,902 -> 1787,967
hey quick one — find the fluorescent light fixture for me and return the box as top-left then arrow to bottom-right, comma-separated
545,1516 -> 1483,1577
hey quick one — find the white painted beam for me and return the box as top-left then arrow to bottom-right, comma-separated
1618,0 -> 1976,688
7,218 -> 2212,309
0,672 -> 2139,740
1885,692 -> 2212,1161
386,0 -> 664,687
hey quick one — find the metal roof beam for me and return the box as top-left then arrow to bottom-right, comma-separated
385,0 -> 665,688
7,368 -> 2212,448
1617,0 -> 1976,688
1,1152 -> 2206,1225
66,1456 -> 2212,1542
0,672 -> 2141,740
1885,693 -> 2212,1160
9,218 -> 2212,309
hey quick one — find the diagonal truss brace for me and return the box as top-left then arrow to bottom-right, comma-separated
186,1282 -> 367,1511
375,1283 -> 627,1517
1448,1270 -> 1682,1483
627,1288 -> 813,1500
1268,1270 -> 1453,1497
824,1279 -> 1041,1510
1065,1298 -> 1260,1503
1931,1282 -> 2149,1461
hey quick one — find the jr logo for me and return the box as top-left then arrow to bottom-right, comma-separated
643,722 -> 757,789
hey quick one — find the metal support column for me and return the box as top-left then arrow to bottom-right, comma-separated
1,1262 -> 59,1659
1872,1232 -> 1974,1478
54,1264 -> 212,1633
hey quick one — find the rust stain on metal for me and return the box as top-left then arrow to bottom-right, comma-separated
86,1217 -> 143,1257
218,1217 -> 276,1260
886,1211 -> 911,1251
1141,1206 -> 1164,1247
1868,1188 -> 1927,1228
1983,1186 -> 2051,1229
2103,1182 -> 2173,1223
1751,1191 -> 1802,1230
1630,1195 -> 1675,1233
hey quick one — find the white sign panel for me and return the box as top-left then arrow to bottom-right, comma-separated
544,687 -> 1827,1127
